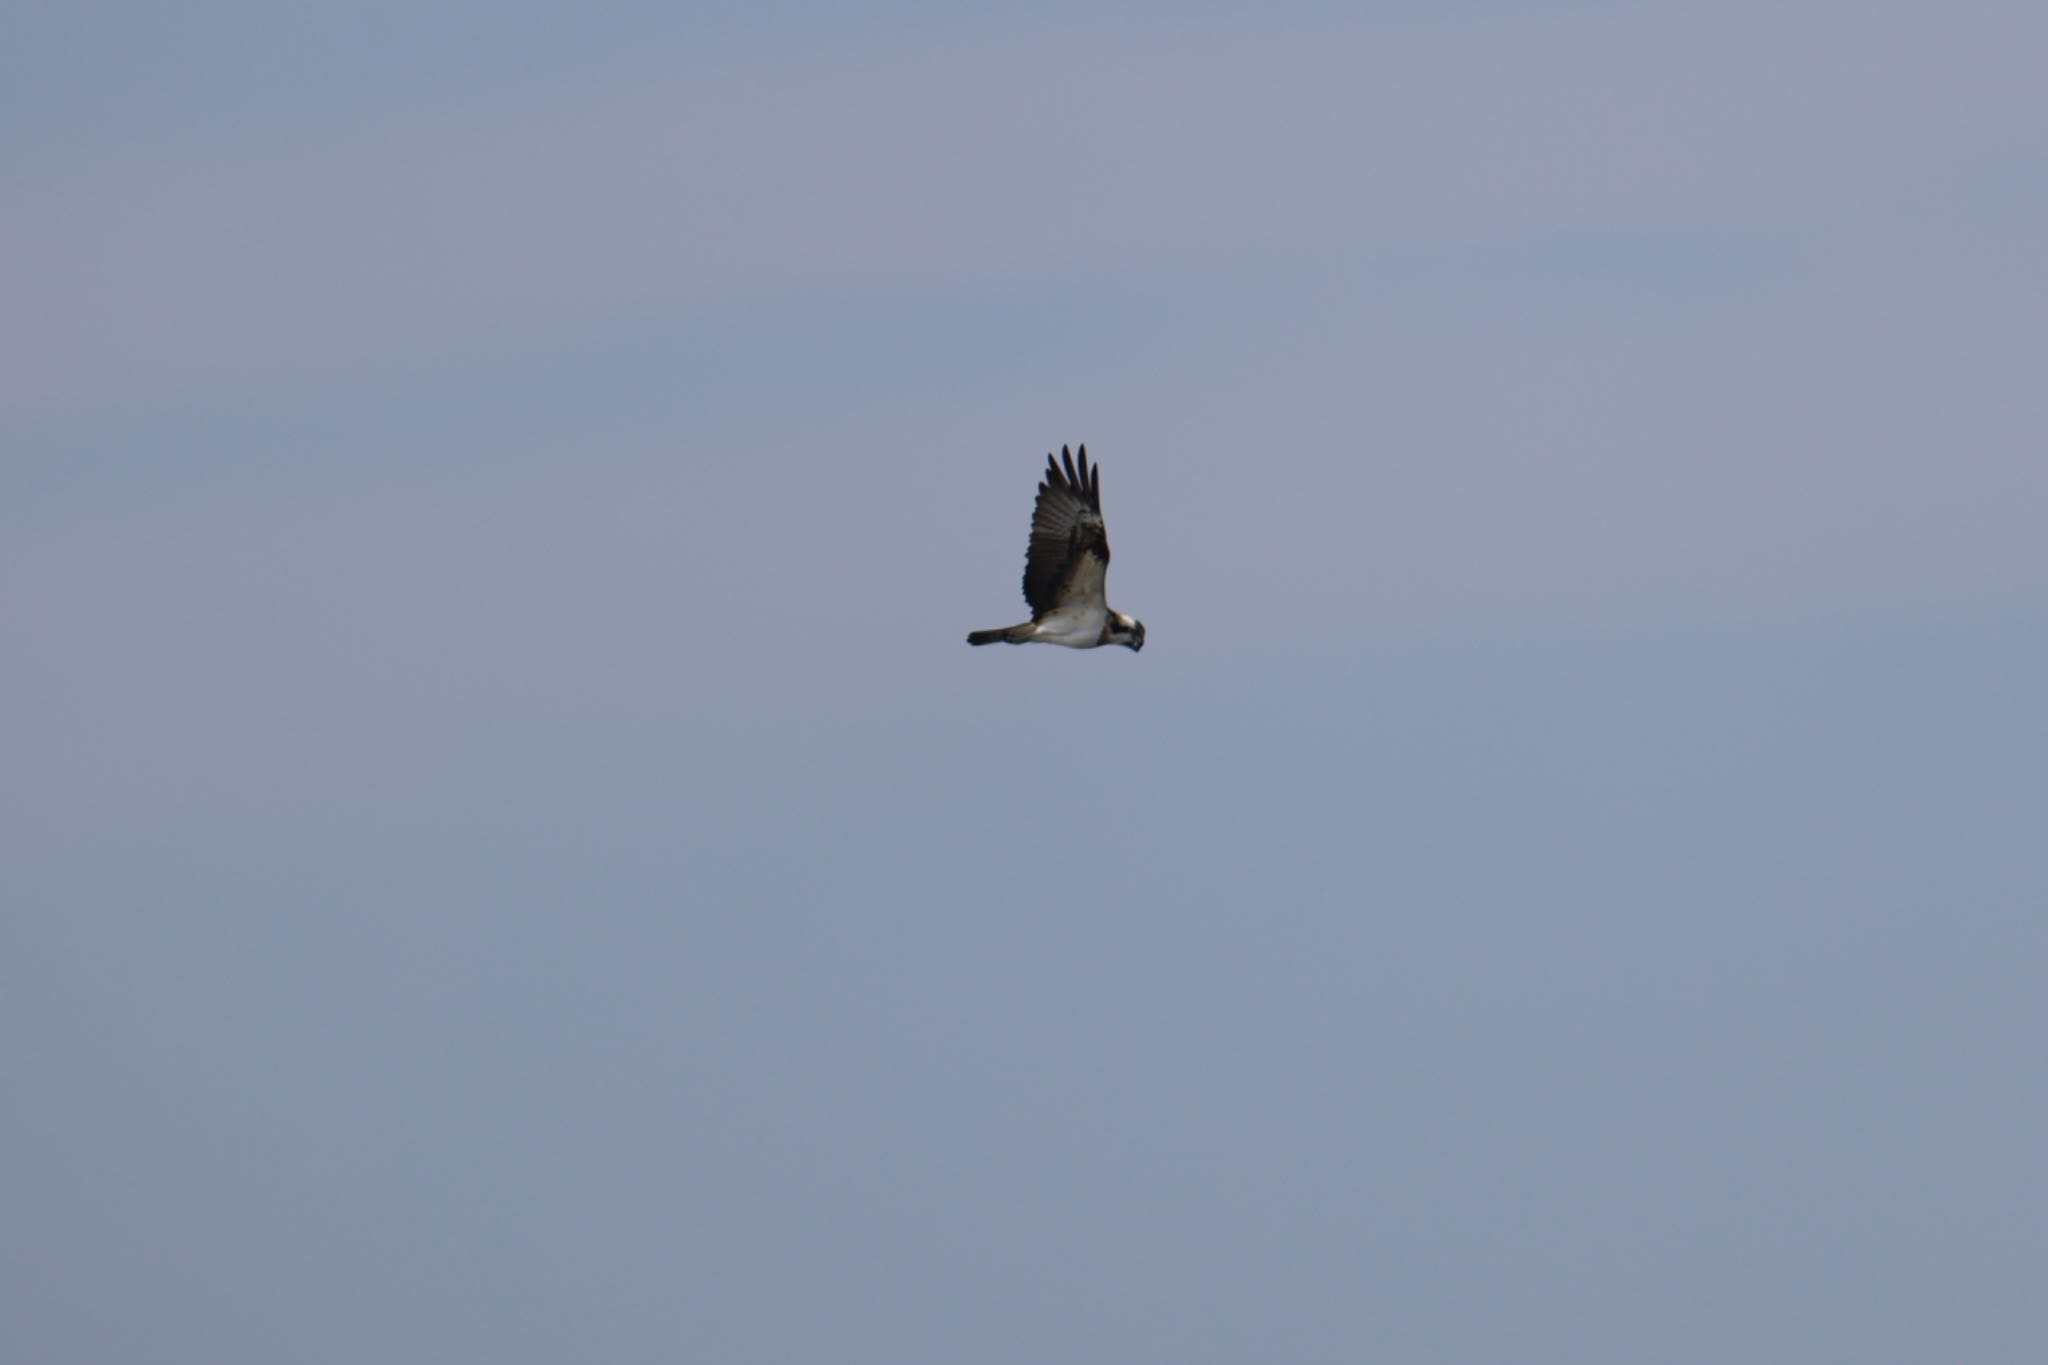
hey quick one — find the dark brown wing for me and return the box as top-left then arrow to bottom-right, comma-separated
1021,445 -> 1110,616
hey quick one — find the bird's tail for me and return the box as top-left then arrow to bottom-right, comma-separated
966,624 -> 1032,646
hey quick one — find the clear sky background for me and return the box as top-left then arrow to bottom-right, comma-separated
6,2 -> 2046,1360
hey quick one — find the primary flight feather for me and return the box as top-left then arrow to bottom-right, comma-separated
967,444 -> 1146,652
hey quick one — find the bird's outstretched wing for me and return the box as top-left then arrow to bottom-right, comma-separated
1022,445 -> 1111,616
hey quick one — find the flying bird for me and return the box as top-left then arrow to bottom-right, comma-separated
967,444 -> 1146,651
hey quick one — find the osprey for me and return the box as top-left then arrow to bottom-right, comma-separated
967,444 -> 1146,651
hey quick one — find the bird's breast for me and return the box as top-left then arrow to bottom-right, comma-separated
1032,605 -> 1109,648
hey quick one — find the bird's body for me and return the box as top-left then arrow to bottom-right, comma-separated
967,445 -> 1145,652
969,602 -> 1108,649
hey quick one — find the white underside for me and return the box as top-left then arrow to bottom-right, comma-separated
1028,604 -> 1108,648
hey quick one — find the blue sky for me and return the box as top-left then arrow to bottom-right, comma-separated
6,3 -> 2047,1361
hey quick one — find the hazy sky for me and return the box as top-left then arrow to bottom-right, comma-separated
6,3 -> 2046,1361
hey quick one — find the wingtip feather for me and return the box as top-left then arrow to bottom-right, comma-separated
1039,443 -> 1102,506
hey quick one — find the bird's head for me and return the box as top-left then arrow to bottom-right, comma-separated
1110,614 -> 1146,652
